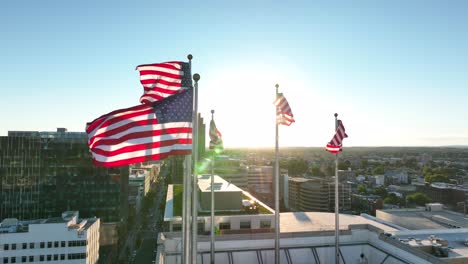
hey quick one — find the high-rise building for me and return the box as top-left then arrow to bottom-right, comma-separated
287,176 -> 351,212
0,137 -> 42,220
0,129 -> 128,223
167,113 -> 205,185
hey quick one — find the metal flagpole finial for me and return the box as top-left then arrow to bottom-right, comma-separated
187,54 -> 193,61
211,110 -> 214,120
193,73 -> 200,83
334,113 -> 338,118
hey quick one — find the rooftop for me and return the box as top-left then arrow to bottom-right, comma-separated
158,212 -> 449,264
280,212 -> 398,233
197,174 -> 243,193
376,208 -> 468,229
392,228 -> 468,261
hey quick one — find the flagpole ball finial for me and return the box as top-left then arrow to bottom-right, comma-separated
193,73 -> 200,82
187,54 -> 193,60
334,113 -> 338,118
275,84 -> 279,89
211,110 -> 214,114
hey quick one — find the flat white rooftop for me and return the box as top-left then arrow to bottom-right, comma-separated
198,174 -> 242,193
377,208 -> 468,229
280,212 -> 398,233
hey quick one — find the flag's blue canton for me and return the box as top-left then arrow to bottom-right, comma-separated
154,88 -> 193,123
180,62 -> 192,88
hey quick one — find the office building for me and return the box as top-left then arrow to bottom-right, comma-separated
157,211 -> 459,264
163,175 -> 275,234
376,203 -> 468,230
288,177 -> 352,213
1,129 -> 128,223
0,211 -> 99,264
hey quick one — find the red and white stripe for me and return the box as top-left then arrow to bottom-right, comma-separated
136,61 -> 187,104
326,120 -> 348,154
274,94 -> 295,126
86,104 -> 192,167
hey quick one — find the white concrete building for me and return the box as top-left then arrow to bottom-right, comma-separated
157,212 -> 450,264
0,211 -> 99,264
375,174 -> 385,186
164,175 -> 275,233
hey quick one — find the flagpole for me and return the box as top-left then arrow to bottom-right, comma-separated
274,84 -> 280,264
334,113 -> 340,264
210,110 -> 216,264
182,54 -> 193,264
191,73 -> 200,264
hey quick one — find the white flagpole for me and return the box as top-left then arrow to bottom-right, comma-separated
191,73 -> 200,264
210,110 -> 216,264
182,54 -> 193,264
274,84 -> 280,264
334,113 -> 340,264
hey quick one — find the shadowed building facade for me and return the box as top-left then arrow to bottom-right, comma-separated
1,129 -> 128,223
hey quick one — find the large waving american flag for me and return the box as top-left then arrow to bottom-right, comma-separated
136,61 -> 191,104
326,120 -> 348,154
274,93 -> 295,126
209,119 -> 223,151
86,89 -> 193,167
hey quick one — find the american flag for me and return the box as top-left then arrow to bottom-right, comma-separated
209,119 -> 223,151
326,120 -> 348,154
86,89 -> 193,167
136,61 -> 191,104
274,93 -> 295,126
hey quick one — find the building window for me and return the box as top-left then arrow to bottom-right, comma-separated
29,256 -> 34,262
21,257 -> 26,263
11,244 -> 16,250
240,221 -> 251,229
3,257 -> 8,263
219,222 -> 231,230
260,220 -> 271,228
46,255 -> 51,261
54,241 -> 59,248
53,255 -> 58,261
3,244 -> 8,250
172,224 -> 182,232
40,242 -> 44,248
61,241 -> 66,247
22,243 -> 27,249
39,255 -> 44,262
10,257 -> 15,264
60,254 -> 65,260
47,242 -> 52,248
29,243 -> 34,249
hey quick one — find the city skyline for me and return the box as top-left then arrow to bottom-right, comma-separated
1,1 -> 467,147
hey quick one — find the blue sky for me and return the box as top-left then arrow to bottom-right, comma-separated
1,0 -> 467,147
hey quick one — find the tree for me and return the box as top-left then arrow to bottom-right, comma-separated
374,186 -> 388,198
286,159 -> 309,176
310,166 -> 322,177
338,160 -> 352,170
383,193 -> 401,205
406,192 -> 431,206
372,165 -> 384,175
357,184 -> 367,195
423,166 -> 450,183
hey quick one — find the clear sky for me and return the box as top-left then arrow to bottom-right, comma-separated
1,0 -> 467,147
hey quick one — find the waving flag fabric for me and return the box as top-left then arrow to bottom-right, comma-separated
86,89 -> 193,167
274,93 -> 295,126
209,119 -> 223,151
136,61 -> 191,104
326,120 -> 348,154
